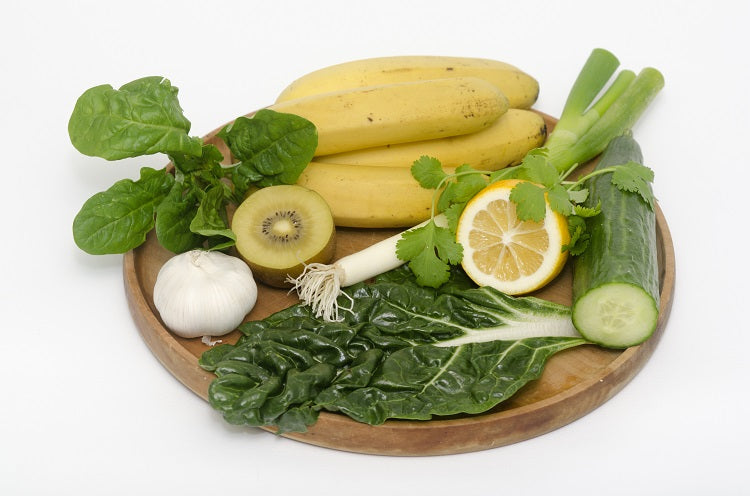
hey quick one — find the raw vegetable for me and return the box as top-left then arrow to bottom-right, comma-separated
571,134 -> 659,348
153,250 -> 258,338
398,48 -> 663,287
200,266 -> 585,433
69,76 -> 317,255
288,215 -> 449,321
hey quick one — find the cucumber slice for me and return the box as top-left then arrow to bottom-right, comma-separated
572,283 -> 658,348
571,134 -> 659,349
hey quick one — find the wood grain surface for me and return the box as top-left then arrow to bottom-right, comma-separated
123,113 -> 676,456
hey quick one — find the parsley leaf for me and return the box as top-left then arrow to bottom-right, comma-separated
611,161 -> 655,209
443,203 -> 466,233
564,215 -> 590,256
509,181 -> 547,222
516,150 -> 558,187
573,201 -> 601,218
396,219 -> 463,288
437,164 -> 487,212
568,188 -> 589,204
546,183 -> 575,216
411,156 -> 448,189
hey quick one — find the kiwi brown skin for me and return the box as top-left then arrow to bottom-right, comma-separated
244,229 -> 336,288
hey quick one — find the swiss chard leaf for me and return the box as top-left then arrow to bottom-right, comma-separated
73,167 -> 174,254
200,267 -> 585,433
219,109 -> 317,194
68,76 -> 202,160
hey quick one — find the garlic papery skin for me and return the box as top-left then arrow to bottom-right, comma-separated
153,250 -> 258,338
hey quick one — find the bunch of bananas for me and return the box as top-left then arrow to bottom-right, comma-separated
269,55 -> 545,228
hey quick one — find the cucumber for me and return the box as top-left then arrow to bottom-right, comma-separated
571,134 -> 660,349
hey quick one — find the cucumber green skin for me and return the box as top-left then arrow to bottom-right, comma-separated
571,134 -> 660,348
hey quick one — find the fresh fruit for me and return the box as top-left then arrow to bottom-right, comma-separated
455,179 -> 570,295
274,55 -> 539,109
572,134 -> 659,349
269,77 -> 509,156
318,109 -> 547,171
296,161 -> 444,228
231,185 -> 336,288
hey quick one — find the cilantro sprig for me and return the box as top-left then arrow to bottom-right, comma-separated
396,48 -> 663,289
396,148 -> 655,288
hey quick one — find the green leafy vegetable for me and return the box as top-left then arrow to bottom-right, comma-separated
189,185 -> 236,250
69,77 -> 318,255
154,184 -> 202,253
73,167 -> 174,254
409,155 -> 446,189
396,219 -> 462,288
396,158 -> 485,288
610,161 -> 656,209
219,109 -> 318,195
199,267 -> 585,432
68,76 -> 203,160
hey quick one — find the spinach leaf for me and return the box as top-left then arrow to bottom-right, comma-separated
219,109 -> 317,194
199,267 -> 586,433
69,77 -> 318,256
68,76 -> 203,160
154,184 -> 202,253
189,185 -> 236,250
169,143 -> 225,176
73,167 -> 174,254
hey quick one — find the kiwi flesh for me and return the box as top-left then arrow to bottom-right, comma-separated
231,185 -> 336,288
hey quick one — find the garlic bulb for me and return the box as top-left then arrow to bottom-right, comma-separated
153,250 -> 258,338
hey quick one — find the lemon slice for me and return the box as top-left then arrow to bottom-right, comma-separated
456,179 -> 570,294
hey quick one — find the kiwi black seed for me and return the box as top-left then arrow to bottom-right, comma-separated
261,210 -> 303,243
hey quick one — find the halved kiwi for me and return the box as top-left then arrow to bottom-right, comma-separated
231,185 -> 336,288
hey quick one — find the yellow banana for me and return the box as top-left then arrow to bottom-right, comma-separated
270,77 -> 508,156
296,161 -> 452,228
318,109 -> 547,171
275,55 -> 539,109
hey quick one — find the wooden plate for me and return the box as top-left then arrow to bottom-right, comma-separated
123,113 -> 675,456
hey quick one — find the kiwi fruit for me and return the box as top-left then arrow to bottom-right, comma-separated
231,184 -> 336,288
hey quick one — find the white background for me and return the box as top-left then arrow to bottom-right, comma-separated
2,0 -> 748,494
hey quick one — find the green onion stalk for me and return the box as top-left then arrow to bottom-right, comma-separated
542,48 -> 665,174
